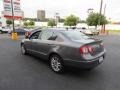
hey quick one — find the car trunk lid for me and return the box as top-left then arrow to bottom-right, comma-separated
73,38 -> 104,56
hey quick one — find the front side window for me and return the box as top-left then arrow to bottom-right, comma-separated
30,31 -> 40,39
62,31 -> 89,40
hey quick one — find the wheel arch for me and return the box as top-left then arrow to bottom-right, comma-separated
48,52 -> 63,61
21,42 -> 24,46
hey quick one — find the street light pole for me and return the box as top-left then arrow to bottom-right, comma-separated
10,0 -> 15,33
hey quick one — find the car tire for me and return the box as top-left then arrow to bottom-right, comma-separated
0,31 -> 2,34
50,54 -> 64,73
21,44 -> 27,55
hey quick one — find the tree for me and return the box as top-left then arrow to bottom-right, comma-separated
64,15 -> 79,26
47,19 -> 56,27
6,20 -> 12,26
59,19 -> 65,23
79,20 -> 86,23
86,13 -> 107,28
29,21 -> 35,26
23,22 -> 28,27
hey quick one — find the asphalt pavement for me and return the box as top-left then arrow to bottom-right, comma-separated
0,34 -> 120,90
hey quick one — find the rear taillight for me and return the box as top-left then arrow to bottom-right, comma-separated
79,45 -> 93,54
88,46 -> 94,53
80,46 -> 89,54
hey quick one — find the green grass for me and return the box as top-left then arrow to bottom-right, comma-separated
108,30 -> 120,32
107,30 -> 120,35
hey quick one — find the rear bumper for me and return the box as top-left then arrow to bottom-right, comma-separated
63,54 -> 105,69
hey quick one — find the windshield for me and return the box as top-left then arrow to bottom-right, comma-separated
62,31 -> 89,40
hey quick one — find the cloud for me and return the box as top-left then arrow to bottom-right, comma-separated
1,0 -> 120,21
20,0 -> 101,19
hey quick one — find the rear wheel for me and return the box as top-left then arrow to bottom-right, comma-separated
50,55 -> 64,73
21,44 -> 27,55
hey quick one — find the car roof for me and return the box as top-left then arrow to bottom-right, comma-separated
43,28 -> 83,33
32,28 -> 84,34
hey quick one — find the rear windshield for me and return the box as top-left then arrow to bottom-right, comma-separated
62,31 -> 89,40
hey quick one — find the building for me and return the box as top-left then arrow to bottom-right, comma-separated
21,11 -> 24,19
0,11 -> 7,27
54,13 -> 60,25
37,10 -> 45,21
87,8 -> 94,14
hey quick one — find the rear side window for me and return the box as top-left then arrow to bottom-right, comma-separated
62,31 -> 89,40
39,31 -> 58,41
39,31 -> 53,40
49,32 -> 57,40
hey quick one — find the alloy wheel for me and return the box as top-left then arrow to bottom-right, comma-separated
50,55 -> 64,73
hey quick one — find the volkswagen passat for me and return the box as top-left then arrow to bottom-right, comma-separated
21,29 -> 106,73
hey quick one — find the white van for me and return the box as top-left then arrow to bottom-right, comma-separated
0,27 -> 12,34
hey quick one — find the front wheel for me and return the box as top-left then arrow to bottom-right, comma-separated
50,55 -> 64,73
0,31 -> 2,34
21,44 -> 27,55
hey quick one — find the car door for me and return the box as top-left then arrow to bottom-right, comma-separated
25,31 -> 40,54
35,31 -> 57,59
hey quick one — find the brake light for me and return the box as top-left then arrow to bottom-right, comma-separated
88,46 -> 94,53
79,45 -> 93,54
80,46 -> 89,54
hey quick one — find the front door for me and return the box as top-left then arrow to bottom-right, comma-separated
35,31 -> 56,59
26,31 -> 40,54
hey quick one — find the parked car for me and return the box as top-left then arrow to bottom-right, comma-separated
21,29 -> 106,73
84,29 -> 99,35
0,27 -> 11,34
77,28 -> 99,35
9,28 -> 27,35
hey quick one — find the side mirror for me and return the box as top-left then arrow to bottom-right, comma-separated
25,36 -> 29,39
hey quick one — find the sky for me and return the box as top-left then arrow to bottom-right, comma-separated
0,0 -> 120,21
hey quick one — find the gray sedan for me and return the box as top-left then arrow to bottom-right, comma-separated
21,29 -> 106,73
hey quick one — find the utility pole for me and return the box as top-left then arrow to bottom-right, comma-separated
10,0 -> 15,32
99,0 -> 103,15
103,4 -> 106,33
99,0 -> 103,33
10,0 -> 18,40
103,4 -> 106,15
